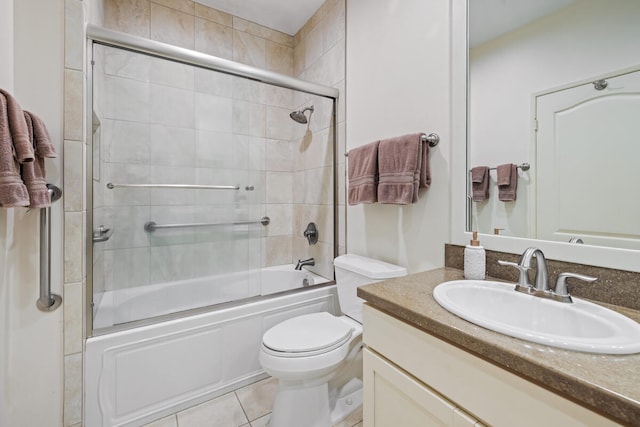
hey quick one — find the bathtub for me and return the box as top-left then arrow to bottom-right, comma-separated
85,266 -> 337,427
93,265 -> 326,329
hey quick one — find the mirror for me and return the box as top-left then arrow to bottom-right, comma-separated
467,0 -> 640,250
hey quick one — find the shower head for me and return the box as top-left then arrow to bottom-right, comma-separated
289,106 -> 314,124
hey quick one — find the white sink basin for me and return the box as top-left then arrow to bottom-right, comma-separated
433,280 -> 640,354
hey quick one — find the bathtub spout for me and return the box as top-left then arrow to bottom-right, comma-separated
295,257 -> 315,270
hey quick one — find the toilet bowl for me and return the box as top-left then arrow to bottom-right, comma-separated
259,254 -> 407,427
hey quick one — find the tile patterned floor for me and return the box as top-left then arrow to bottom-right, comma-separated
142,377 -> 363,427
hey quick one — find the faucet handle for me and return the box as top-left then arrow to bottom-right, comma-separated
498,260 -> 531,289
554,272 -> 597,297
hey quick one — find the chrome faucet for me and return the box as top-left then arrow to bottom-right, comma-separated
295,257 -> 315,270
499,247 -> 597,303
519,247 -> 549,292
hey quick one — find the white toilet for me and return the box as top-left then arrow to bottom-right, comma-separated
259,254 -> 407,427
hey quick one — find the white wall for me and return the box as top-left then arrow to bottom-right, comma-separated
469,0 -> 640,238
0,2 -> 14,423
345,0 -> 451,273
0,0 -> 65,425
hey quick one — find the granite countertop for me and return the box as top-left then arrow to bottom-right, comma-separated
357,267 -> 640,426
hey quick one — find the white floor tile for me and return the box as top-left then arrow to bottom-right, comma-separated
142,414 -> 178,427
235,377 -> 278,421
177,392 -> 249,427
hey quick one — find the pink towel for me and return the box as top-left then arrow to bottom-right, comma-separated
347,140 -> 379,205
22,111 -> 56,208
0,93 -> 30,207
378,133 -> 425,205
0,89 -> 34,163
471,166 -> 489,202
497,163 -> 517,201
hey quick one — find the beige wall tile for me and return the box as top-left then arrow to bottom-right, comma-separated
308,241 -> 333,278
195,3 -> 232,27
323,0 -> 345,51
293,39 -> 306,76
151,0 -> 194,15
64,353 -> 82,426
104,0 -> 150,38
65,0 -> 84,71
233,30 -> 266,68
265,235 -> 292,266
233,17 -> 293,48
336,79 -> 346,124
64,69 -> 83,141
304,22 -> 324,70
323,41 -> 346,87
150,3 -> 194,49
64,211 -> 84,283
64,140 -> 84,212
304,166 -> 333,205
265,106 -> 292,140
303,3 -> 326,37
265,204 -> 293,237
266,41 -> 293,75
195,17 -> 233,60
265,172 -> 292,204
63,281 -> 83,355
303,129 -> 332,170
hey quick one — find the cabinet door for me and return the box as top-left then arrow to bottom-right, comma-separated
363,348 -> 458,426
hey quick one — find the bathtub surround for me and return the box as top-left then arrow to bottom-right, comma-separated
95,0 -> 346,298
79,0 -> 345,425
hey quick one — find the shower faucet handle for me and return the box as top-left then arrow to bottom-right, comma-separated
303,222 -> 318,245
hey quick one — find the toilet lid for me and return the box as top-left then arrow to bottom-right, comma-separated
263,312 -> 353,354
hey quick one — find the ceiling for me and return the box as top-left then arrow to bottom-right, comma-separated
469,0 -> 576,47
195,0 -> 325,36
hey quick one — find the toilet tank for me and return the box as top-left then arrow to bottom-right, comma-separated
333,254 -> 407,323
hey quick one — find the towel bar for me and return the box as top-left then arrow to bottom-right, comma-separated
468,163 -> 530,173
107,183 -> 240,190
144,216 -> 271,232
344,133 -> 439,156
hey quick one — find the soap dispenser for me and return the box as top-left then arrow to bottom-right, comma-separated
464,231 -> 486,280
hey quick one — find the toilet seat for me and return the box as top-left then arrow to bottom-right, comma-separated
263,312 -> 354,358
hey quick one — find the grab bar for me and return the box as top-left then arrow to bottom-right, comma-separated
144,216 -> 271,232
37,184 -> 63,312
107,183 -> 240,190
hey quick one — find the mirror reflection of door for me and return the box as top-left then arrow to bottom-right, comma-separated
536,68 -> 640,249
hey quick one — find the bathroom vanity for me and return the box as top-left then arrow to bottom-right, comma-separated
358,268 -> 640,426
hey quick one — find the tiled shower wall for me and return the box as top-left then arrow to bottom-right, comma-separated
61,0 -> 346,424
96,0 -> 345,283
292,0 -> 347,278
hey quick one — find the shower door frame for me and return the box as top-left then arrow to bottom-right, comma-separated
85,25 -> 340,337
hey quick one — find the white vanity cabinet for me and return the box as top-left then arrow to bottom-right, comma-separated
362,305 -> 620,427
364,348 -> 482,426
